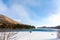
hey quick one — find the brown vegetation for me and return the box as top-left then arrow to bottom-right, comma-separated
0,14 -> 35,29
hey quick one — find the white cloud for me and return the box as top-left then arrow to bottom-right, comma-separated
0,0 -> 8,14
44,13 -> 60,27
10,4 -> 34,25
37,0 -> 60,27
9,0 -> 41,7
25,0 -> 41,6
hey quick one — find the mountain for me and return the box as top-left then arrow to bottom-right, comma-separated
0,14 -> 35,29
0,14 -> 21,29
0,14 -> 20,24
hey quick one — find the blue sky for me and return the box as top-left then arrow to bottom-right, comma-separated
0,0 -> 60,27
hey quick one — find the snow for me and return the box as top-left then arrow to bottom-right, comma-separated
13,31 -> 57,40
0,31 -> 58,40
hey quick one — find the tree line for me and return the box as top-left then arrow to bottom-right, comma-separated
0,23 -> 35,29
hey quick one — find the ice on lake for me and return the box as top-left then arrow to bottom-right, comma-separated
15,31 -> 57,40
0,29 -> 59,40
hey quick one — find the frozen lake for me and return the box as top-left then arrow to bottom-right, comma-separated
15,31 -> 57,40
0,29 -> 59,40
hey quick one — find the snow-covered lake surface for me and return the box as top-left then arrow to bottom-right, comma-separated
0,29 -> 59,40
15,31 -> 57,40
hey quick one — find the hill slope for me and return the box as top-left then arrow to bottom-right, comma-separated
0,14 -> 20,24
0,14 -> 21,29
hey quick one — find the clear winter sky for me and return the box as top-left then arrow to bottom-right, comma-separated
0,0 -> 60,27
